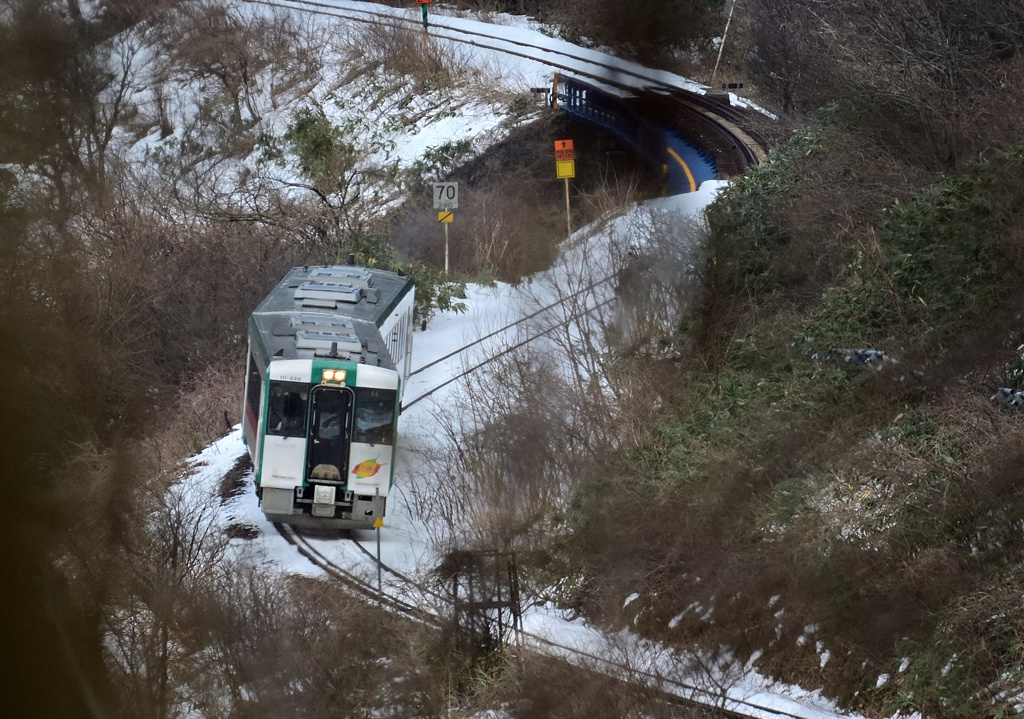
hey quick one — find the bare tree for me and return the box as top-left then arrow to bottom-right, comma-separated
746,0 -> 1024,165
544,0 -> 720,65
103,476 -> 228,719
744,0 -> 835,115
409,204 -> 707,561
154,2 -> 320,131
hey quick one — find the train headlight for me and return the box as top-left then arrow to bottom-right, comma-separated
322,369 -> 346,383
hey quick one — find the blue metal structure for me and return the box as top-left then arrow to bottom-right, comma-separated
554,76 -> 718,194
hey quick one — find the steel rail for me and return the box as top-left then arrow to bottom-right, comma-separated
282,521 -> 827,719
408,271 -> 617,379
275,522 -> 442,623
248,6 -> 816,717
246,0 -> 766,169
250,0 -> 707,91
402,292 -> 614,411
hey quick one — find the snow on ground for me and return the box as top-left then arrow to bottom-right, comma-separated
260,0 -> 775,115
180,187 -> 864,719
165,4 -> 863,717
101,1 -> 554,224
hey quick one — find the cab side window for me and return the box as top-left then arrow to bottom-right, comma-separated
245,353 -> 263,419
267,381 -> 308,438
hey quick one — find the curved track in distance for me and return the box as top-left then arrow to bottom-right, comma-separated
248,0 -> 767,175
243,6 -> 824,718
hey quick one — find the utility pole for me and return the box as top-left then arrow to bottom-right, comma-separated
711,0 -> 738,86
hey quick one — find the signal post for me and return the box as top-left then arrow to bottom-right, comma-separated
555,139 -> 575,237
416,0 -> 431,28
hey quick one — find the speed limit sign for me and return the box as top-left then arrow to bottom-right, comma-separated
433,182 -> 458,210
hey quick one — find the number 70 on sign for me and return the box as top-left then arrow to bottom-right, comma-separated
433,182 -> 458,210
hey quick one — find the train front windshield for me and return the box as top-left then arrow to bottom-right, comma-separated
353,387 -> 397,445
267,381 -> 308,437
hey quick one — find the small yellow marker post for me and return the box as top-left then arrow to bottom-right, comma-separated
438,211 -> 453,273
374,489 -> 384,596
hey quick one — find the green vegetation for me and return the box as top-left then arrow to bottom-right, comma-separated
280,108 -> 469,321
412,139 -> 473,181
332,232 -> 468,322
564,87 -> 1024,719
284,107 -> 358,190
6,0 -> 1024,717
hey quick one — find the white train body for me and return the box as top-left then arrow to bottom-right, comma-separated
242,265 -> 415,529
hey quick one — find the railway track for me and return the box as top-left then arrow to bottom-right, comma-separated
240,6 -> 840,718
250,0 -> 708,93
668,91 -> 767,172
265,275 -> 823,716
277,521 -> 841,719
274,522 -> 440,621
402,271 -> 617,410
248,0 -> 768,174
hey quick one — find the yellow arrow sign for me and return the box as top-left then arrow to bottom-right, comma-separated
373,517 -> 384,528
438,211 -> 454,223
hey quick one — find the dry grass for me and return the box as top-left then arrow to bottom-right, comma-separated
338,19 -> 467,92
136,362 -> 244,473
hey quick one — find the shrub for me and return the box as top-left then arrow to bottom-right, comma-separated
330,234 -> 466,324
800,144 -> 1024,355
284,107 -> 357,192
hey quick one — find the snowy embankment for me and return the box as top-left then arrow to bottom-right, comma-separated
182,185 -> 860,719
160,3 -> 866,717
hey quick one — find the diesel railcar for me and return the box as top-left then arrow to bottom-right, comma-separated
242,264 -> 415,529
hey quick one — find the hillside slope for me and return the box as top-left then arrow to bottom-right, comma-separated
563,82 -> 1024,719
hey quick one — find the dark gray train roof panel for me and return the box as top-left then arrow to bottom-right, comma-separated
250,265 -> 415,367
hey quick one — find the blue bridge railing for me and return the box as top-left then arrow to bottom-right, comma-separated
554,76 -> 718,195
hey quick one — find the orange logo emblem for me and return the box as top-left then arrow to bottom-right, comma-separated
351,458 -> 385,478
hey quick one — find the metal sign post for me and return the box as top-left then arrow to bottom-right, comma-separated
554,140 -> 575,237
416,0 -> 431,28
438,213 -> 454,273
374,488 -> 383,597
433,183 -> 458,273
564,178 -> 571,236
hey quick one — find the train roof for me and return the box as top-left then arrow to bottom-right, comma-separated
250,265 -> 415,367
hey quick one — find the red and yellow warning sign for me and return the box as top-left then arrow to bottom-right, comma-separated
554,139 -> 575,161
